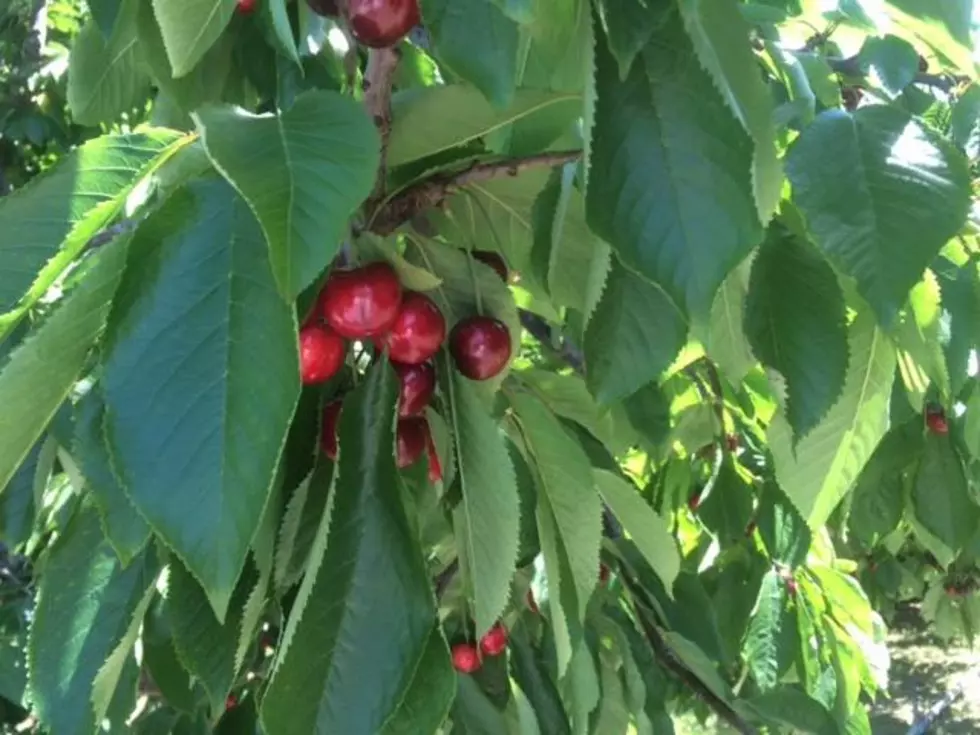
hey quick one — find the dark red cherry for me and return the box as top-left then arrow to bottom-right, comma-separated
382,292 -> 446,365
299,325 -> 346,385
393,361 -> 435,417
321,262 -> 402,339
425,427 -> 442,483
451,642 -> 481,673
347,0 -> 420,48
449,316 -> 512,381
396,416 -> 428,468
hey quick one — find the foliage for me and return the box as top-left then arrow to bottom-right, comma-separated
1,0 -> 980,733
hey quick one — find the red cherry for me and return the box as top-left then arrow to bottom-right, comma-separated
306,0 -> 339,16
225,694 -> 238,710
236,0 -> 257,12
451,643 -> 481,673
320,400 -> 343,460
321,262 -> 402,339
688,494 -> 701,512
425,429 -> 443,483
396,416 -> 428,468
382,292 -> 446,365
347,0 -> 420,48
449,316 -> 512,381
599,563 -> 610,585
473,251 -> 508,282
786,578 -> 798,597
299,325 -> 346,385
926,410 -> 949,435
393,361 -> 435,417
479,623 -> 508,656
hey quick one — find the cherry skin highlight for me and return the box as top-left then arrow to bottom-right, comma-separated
451,643 -> 481,673
382,292 -> 446,365
321,262 -> 402,339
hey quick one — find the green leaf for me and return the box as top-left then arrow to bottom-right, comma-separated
746,685 -> 836,735
151,0 -> 237,78
142,602 -> 199,714
263,0 -> 301,67
676,0 -> 782,221
101,179 -> 299,620
28,505 -> 159,735
951,83 -> 980,148
892,271 -> 950,403
262,362 -> 448,734
911,435 -> 979,554
0,435 -> 54,547
446,370 -> 520,637
194,92 -> 381,300
584,259 -> 688,404
273,464 -> 332,592
420,0 -> 520,108
593,653 -> 630,735
0,235 -> 130,496
744,230 -> 848,443
594,0 -> 657,79
89,0 -> 125,38
938,260 -> 980,396
68,7 -> 150,126
587,5 -> 763,320
697,259 -> 756,385
743,570 -> 795,692
769,313 -> 896,527
0,129 -> 186,332
857,35 -> 920,96
593,469 -> 680,590
883,0 -> 976,77
388,86 -> 580,167
380,627 -> 457,735
562,641 -> 601,734
451,675 -> 509,735
786,107 -> 971,327
73,391 -> 150,566
166,560 -> 253,715
510,392 -> 602,671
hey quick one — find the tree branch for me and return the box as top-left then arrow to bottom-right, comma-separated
826,55 -> 964,93
363,46 -> 401,201
368,150 -> 582,235
518,308 -> 585,373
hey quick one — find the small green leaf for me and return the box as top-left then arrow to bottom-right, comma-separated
786,107 -> 971,328
101,179 -> 299,620
0,434 -> 54,547
142,602 -> 199,714
151,0 -> 237,78
769,313 -> 896,527
699,260 -> 756,386
28,505 -> 159,735
446,370 -> 520,637
911,435 -> 979,554
744,230 -> 848,443
420,0 -> 520,108
588,5 -> 763,319
584,260 -> 688,404
594,0 -> 658,78
746,685 -> 837,735
744,571 -> 796,692
593,469 -> 680,590
194,92 -> 381,300
261,362 -> 447,735
380,627 -> 457,735
857,35 -> 921,96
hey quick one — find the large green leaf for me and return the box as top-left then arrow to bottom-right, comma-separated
73,391 -> 150,566
262,362 -> 450,734
883,0 -> 977,77
28,505 -> 159,735
380,627 -> 456,735
593,469 -> 680,590
743,571 -> 795,692
769,313 -> 896,527
786,107 -> 971,328
938,260 -> 980,396
0,434 -> 54,547
67,1 -> 149,126
421,0 -> 520,108
587,4 -> 762,320
744,230 -> 848,443
0,129 -> 186,333
676,0 -> 782,221
194,92 -> 380,300
584,259 -> 688,404
101,179 -> 299,620
151,0 -> 237,78
0,236 -> 131,495
746,685 -> 836,735
388,86 -> 580,167
911,435 -> 979,554
446,370 -> 520,637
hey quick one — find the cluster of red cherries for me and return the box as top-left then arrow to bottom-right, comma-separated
237,0 -> 422,50
299,258 -> 513,475
450,621 -> 508,674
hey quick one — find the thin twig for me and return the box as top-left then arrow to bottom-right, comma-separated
518,309 -> 585,373
363,46 -> 401,202
826,55 -> 964,92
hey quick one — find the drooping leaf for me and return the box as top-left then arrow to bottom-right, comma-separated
744,230 -> 848,443
587,4 -> 762,320
593,469 -> 680,590
151,0 -> 237,78
101,179 -> 299,620
786,107 -> 971,328
28,505 -> 159,735
584,259 -> 688,404
261,361 -> 449,734
0,235 -> 131,495
769,313 -> 896,527
420,0 -> 520,108
676,0 -> 783,221
911,435 -> 979,554
743,570 -> 796,692
194,92 -> 381,300
446,370 -> 520,637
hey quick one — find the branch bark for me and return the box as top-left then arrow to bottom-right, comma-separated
363,46 -> 401,201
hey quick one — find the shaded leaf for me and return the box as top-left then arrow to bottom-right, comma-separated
857,35 -> 920,96
882,0 -> 976,76
911,435 -> 979,554
594,0 -> 657,79
151,0 -> 237,78
743,570 -> 796,692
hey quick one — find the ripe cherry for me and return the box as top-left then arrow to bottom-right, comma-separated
479,623 -> 508,656
425,429 -> 443,483
687,494 -> 701,512
347,0 -> 420,48
396,416 -> 428,468
306,0 -> 339,16
450,316 -> 512,381
321,262 -> 402,339
299,325 -> 346,385
451,642 -> 481,673
320,400 -> 343,460
926,408 -> 949,435
236,0 -> 257,13
599,563 -> 610,585
473,251 -> 508,282
393,361 -> 435,417
382,292 -> 446,365
225,694 -> 238,710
